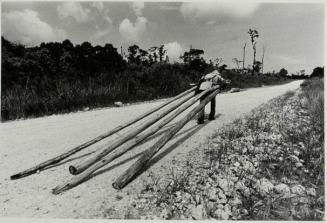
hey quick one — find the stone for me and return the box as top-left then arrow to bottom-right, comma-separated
114,101 -> 123,107
218,179 -> 234,195
256,178 -> 274,196
274,183 -> 290,194
229,196 -> 242,206
306,188 -> 316,197
213,208 -> 229,220
229,88 -> 241,93
208,189 -> 218,201
191,205 -> 203,220
291,185 -> 306,196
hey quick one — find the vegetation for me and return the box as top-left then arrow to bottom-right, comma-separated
0,36 -> 312,121
124,78 -> 324,220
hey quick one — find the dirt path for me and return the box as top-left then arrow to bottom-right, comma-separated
0,81 -> 302,218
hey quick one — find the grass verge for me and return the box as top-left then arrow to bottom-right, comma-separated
115,78 -> 324,220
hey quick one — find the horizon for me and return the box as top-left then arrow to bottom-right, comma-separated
1,1 -> 324,74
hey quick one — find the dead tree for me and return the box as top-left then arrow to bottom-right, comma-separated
248,29 -> 259,75
243,43 -> 247,73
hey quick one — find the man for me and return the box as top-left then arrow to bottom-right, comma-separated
195,70 -> 230,124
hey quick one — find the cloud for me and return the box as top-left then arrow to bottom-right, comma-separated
164,42 -> 183,62
91,2 -> 104,12
90,2 -> 112,25
119,17 -> 147,42
90,28 -> 111,45
132,2 -> 145,16
2,9 -> 67,45
57,2 -> 91,23
159,5 -> 179,11
180,1 -> 260,22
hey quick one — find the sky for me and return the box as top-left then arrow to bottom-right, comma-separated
1,1 -> 325,74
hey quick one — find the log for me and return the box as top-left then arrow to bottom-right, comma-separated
69,89 -> 196,175
10,87 -> 196,180
112,88 -> 220,189
52,88 -> 215,194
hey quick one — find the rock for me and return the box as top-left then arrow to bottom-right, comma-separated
114,101 -> 123,107
229,196 -> 242,206
306,188 -> 316,197
208,189 -> 218,201
218,179 -> 234,195
274,184 -> 290,194
291,185 -> 306,196
234,162 -> 240,167
229,88 -> 241,93
206,201 -> 216,213
194,194 -> 201,205
255,178 -> 274,196
191,205 -> 203,220
213,208 -> 229,220
235,181 -> 247,191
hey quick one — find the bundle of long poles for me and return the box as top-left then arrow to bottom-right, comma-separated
52,87 -> 217,194
113,88 -> 220,189
10,87 -> 196,180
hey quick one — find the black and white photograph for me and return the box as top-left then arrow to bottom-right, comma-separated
0,0 -> 325,221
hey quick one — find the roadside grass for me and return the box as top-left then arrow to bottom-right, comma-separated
123,78 -> 324,220
1,70 -> 291,121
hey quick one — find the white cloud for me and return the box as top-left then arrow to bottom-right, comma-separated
57,2 -> 91,23
90,2 -> 112,25
164,42 -> 183,62
119,17 -> 147,42
2,9 -> 67,45
132,2 -> 145,16
91,2 -> 104,12
180,1 -> 260,22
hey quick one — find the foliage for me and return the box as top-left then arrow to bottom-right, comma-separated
1,37 -> 290,121
310,67 -> 324,78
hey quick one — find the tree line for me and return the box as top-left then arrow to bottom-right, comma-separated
1,34 -> 320,121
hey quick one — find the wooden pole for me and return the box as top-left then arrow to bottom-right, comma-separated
10,87 -> 196,180
52,88 -> 216,194
112,88 -> 220,189
69,90 -> 196,175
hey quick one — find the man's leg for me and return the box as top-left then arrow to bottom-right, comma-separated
209,96 -> 216,120
197,92 -> 205,124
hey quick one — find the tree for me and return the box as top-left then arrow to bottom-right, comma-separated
128,45 -> 140,64
214,57 -> 223,68
311,66 -> 324,78
149,46 -> 158,63
253,61 -> 262,73
158,45 -> 167,62
279,68 -> 288,77
242,43 -> 247,73
248,29 -> 259,75
261,44 -> 266,74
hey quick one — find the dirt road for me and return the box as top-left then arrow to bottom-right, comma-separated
0,81 -> 302,218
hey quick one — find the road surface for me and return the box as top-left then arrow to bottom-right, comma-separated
0,80 -> 302,218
